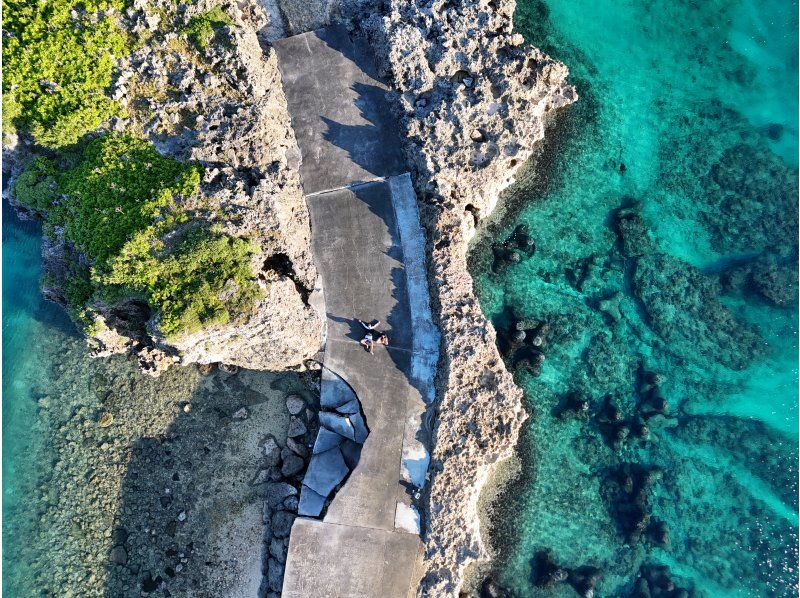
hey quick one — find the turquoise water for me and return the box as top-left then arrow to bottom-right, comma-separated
2,201 -> 72,593
472,0 -> 798,595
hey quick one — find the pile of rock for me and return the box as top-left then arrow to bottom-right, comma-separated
257,393 -> 318,596
296,372 -> 368,517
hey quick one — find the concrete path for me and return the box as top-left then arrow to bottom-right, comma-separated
274,25 -> 438,598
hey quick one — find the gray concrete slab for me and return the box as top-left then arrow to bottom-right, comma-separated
282,518 -> 422,598
303,447 -> 349,497
276,24 -> 437,598
273,25 -> 407,194
307,182 -> 413,353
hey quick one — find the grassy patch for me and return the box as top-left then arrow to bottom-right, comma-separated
2,0 -> 130,147
183,6 -> 233,51
14,134 -> 261,338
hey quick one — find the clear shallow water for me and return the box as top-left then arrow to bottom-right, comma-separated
2,201 -> 72,594
471,0 -> 798,595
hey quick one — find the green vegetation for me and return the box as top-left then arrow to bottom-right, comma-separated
52,134 -> 201,264
12,157 -> 58,211
14,134 -> 261,338
104,227 -> 261,336
183,6 -> 233,51
2,0 -> 130,147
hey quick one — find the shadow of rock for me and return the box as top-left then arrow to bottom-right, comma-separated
105,366 -> 318,597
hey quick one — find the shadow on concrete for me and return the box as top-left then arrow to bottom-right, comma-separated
104,368 -> 313,597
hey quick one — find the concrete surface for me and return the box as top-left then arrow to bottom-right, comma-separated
276,24 -> 438,598
282,519 -> 422,598
274,25 -> 407,194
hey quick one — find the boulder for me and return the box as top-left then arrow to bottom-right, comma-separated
281,454 -> 305,477
271,510 -> 295,538
287,417 -> 307,438
285,394 -> 306,415
303,447 -> 349,497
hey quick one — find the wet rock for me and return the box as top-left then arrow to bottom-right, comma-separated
479,573 -> 510,597
231,407 -> 249,420
598,292 -> 623,322
615,203 -> 653,257
634,252 -> 764,370
531,549 -> 568,587
750,256 -> 798,306
568,565 -> 601,597
647,518 -> 670,548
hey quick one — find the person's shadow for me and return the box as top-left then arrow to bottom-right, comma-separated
328,314 -> 369,342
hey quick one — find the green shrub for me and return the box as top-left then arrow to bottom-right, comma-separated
2,0 -> 130,147
52,134 -> 202,265
15,133 -> 261,338
183,6 -> 233,51
104,227 -> 262,337
12,157 -> 58,211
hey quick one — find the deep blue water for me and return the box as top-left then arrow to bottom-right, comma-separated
472,0 -> 799,595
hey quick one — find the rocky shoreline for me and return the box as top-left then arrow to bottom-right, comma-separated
359,1 -> 576,593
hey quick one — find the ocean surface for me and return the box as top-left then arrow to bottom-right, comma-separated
471,0 -> 798,596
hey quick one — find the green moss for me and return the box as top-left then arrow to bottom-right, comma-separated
2,0 -> 130,147
183,6 -> 233,51
52,134 -> 202,265
15,133 -> 261,338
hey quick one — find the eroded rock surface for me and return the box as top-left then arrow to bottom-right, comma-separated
356,0 -> 577,593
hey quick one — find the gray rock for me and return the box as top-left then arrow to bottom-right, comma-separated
268,466 -> 283,481
286,437 -> 309,458
267,558 -> 284,592
285,394 -> 306,415
262,482 -> 297,509
281,454 -> 305,477
271,510 -> 295,538
250,469 -> 270,486
262,436 -> 281,467
298,485 -> 326,517
109,545 -> 128,565
318,411 -> 355,441
302,447 -> 349,497
269,537 -> 287,563
283,495 -> 299,512
313,428 -> 344,454
287,416 -> 307,438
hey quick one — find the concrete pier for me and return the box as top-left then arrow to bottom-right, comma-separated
274,24 -> 438,598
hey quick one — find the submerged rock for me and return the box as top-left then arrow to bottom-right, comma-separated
633,252 -> 764,370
